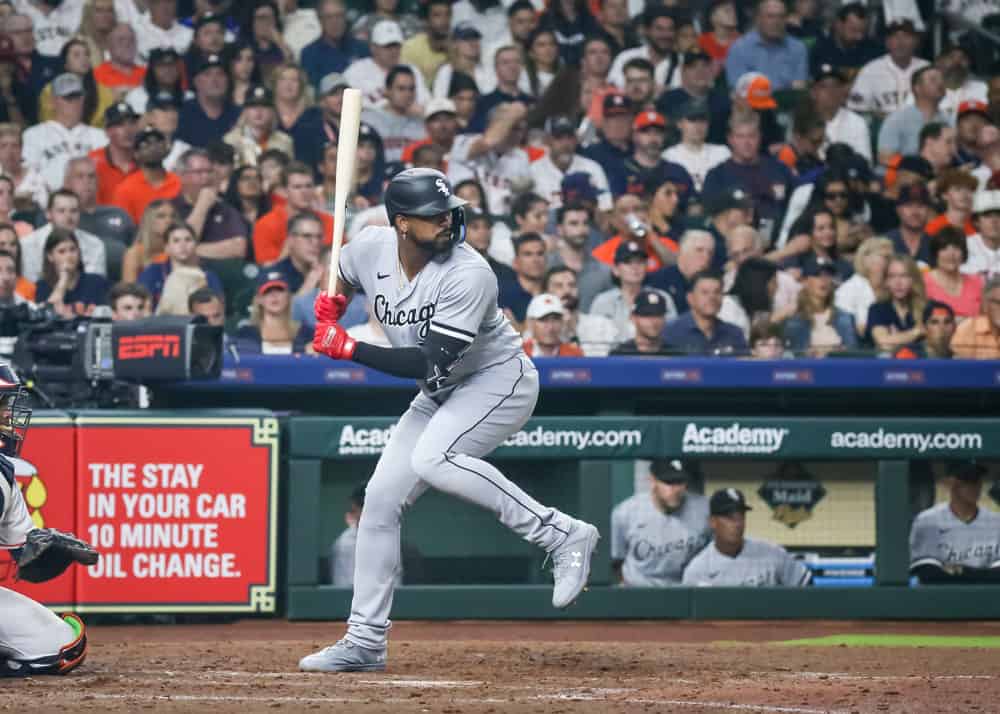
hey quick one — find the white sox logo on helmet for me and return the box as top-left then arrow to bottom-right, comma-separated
435,178 -> 450,196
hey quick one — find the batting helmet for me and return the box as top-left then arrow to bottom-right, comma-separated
0,362 -> 30,457
384,168 -> 467,247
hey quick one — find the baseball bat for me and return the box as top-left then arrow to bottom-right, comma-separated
326,87 -> 362,296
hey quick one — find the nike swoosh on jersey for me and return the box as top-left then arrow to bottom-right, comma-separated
377,272 -> 391,279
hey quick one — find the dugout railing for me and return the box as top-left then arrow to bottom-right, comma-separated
285,415 -> 1000,620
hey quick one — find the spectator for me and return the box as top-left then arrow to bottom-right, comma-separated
909,460 -> 1000,584
0,225 -> 33,302
188,285 -> 225,326
224,85 -> 294,165
721,257 -> 777,339
111,125 -> 181,224
344,20 -> 429,108
809,3 -> 880,81
521,293 -> 584,357
121,198 -> 177,283
400,0 -> 450,86
538,0 -> 601,67
902,300 -> 956,359
253,161 -> 334,264
94,24 -> 145,94
935,44 -> 988,124
594,0 -> 637,59
724,0 -> 807,91
22,73 -> 108,192
866,254 -> 927,353
206,141 -> 237,192
577,36 -> 615,121
223,164 -> 270,237
90,102 -> 138,206
63,156 -> 133,283
4,14 -> 58,118
172,148 -> 248,260
272,62 -> 323,163
592,239 -> 675,339
268,212 -> 324,297
682,488 -> 811,587
432,23 -> 490,102
662,100 -> 730,194
482,0 -> 537,71
135,0 -> 192,65
707,188 -> 754,273
155,264 -> 206,316
548,203 -> 611,310
784,208 -> 854,284
810,63 -> 872,164
243,2 -> 292,81
784,262 -> 859,356
543,266 -> 616,357
656,49 -> 727,133
109,281 -> 152,321
146,92 -> 190,171
498,232 -> 545,327
785,0 -> 822,45
965,189 -> 1000,279
623,111 -> 693,201
749,319 -> 786,359
39,37 -> 114,128
836,236 -> 894,339
663,270 -> 748,355
878,67 -> 947,167
956,101 -> 990,167
138,221 -> 223,307
776,107 -> 826,177
610,458 -> 710,587
283,0 -> 323,66
300,0 -> 369,89
618,57 -> 655,112
848,19 -> 927,118
176,53 -> 241,148
609,288 -> 674,356
951,276 -> 1000,359
235,269 -> 312,354
362,66 -> 425,163
125,46 -> 187,115
924,227 -> 984,319
646,229 -> 714,314
606,7 -> 677,93
725,224 -> 800,321
593,193 -> 678,273
351,0 -> 422,44
530,115 -> 612,212
918,122 -> 958,177
0,123 -> 47,210
580,93 -> 633,197
184,12 -> 227,80
400,98 -> 458,168
20,189 -> 107,283
887,183 -> 934,268
928,169 -> 977,237
35,227 -> 109,318
464,208 -> 514,284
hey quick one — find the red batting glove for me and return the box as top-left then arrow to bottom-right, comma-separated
314,292 -> 348,323
313,321 -> 357,360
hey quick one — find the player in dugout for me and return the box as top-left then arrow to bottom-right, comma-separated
909,460 -> 1000,584
682,488 -> 811,587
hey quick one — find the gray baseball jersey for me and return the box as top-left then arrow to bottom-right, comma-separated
910,503 -> 1000,570
0,458 -> 35,548
682,538 -> 811,587
339,227 -> 523,398
611,492 -> 711,587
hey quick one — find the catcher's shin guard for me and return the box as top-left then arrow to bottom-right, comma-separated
0,613 -> 88,677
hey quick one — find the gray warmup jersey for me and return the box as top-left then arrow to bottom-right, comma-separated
611,492 -> 711,586
682,538 -> 811,587
339,227 -> 523,397
910,503 -> 1000,570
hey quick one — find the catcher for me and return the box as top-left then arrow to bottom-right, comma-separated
0,364 -> 98,676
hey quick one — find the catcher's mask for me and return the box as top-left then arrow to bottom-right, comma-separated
0,363 -> 30,457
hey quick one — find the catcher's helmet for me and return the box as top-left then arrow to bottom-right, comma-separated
0,362 -> 29,457
384,168 -> 467,246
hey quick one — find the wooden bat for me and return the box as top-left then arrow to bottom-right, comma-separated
326,87 -> 362,296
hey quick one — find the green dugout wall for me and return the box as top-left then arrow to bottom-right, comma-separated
285,416 -> 1000,620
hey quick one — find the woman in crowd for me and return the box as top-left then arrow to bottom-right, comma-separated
137,222 -> 223,308
699,0 -> 740,68
224,40 -> 262,107
433,31 -> 489,100
235,271 -> 312,354
453,179 -> 488,214
923,226 -> 983,318
0,222 -> 34,301
539,0 -> 601,66
224,87 -> 295,166
355,124 -> 386,206
126,47 -> 187,114
224,164 -> 270,240
121,200 -> 177,284
521,28 -> 561,98
447,73 -> 479,129
0,176 -> 33,237
866,254 -> 928,352
35,228 -> 109,317
721,257 -> 778,339
243,2 -> 291,81
156,265 -> 207,316
648,180 -> 686,244
835,236 -> 893,338
78,0 -> 117,67
784,263 -> 858,356
785,208 -> 854,283
39,37 -> 114,127
271,62 -> 319,160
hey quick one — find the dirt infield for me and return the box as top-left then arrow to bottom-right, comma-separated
8,620 -> 1000,713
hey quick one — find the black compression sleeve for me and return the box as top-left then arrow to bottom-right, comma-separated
352,342 -> 429,379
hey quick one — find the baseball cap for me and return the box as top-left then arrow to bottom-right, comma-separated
944,459 -> 988,481
923,299 -> 955,322
886,18 -> 919,35
632,289 -> 668,317
371,20 -> 404,46
104,101 -> 138,127
813,63 -> 846,84
895,155 -> 934,181
256,270 -> 289,295
194,11 -> 226,31
560,172 -> 599,203
192,53 -> 224,78
148,46 -> 180,64
974,189 -> 1000,215
244,85 -> 274,108
705,187 -> 752,216
802,259 -> 838,278
677,100 -> 710,121
52,73 -> 84,98
958,100 -> 990,121
614,240 -> 646,264
633,110 -> 666,131
452,22 -> 482,41
319,72 -> 349,97
544,115 -> 577,136
735,72 -> 777,111
650,459 -> 694,484
710,488 -> 753,516
603,93 -> 633,117
423,97 -> 456,120
682,50 -> 711,67
133,125 -> 166,149
526,293 -> 565,320
896,183 -> 932,207
147,90 -> 181,111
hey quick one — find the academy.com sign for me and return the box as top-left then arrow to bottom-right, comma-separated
830,429 -> 983,454
682,422 -> 789,455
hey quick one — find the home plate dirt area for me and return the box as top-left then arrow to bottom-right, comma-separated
7,620 -> 1000,713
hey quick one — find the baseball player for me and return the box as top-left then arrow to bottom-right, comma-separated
909,460 -> 1000,584
682,488 -> 811,587
610,459 -> 710,587
0,363 -> 98,677
300,168 -> 600,673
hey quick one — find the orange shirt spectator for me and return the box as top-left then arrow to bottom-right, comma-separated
401,138 -> 431,164
94,62 -> 146,91
253,203 -> 333,265
112,170 -> 182,224
951,315 -> 1000,359
592,234 -> 679,273
90,146 -> 136,207
926,214 -> 976,236
15,276 -> 35,302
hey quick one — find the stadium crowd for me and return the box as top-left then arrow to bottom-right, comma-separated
0,0 -> 999,359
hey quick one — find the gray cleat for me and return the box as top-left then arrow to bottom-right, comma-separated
299,638 -> 387,673
550,520 -> 600,609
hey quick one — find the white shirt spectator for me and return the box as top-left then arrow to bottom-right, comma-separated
835,272 -> 877,334
608,45 -> 681,93
450,1 -> 507,42
361,105 -> 426,163
22,121 -> 108,192
824,106 -> 874,164
344,58 -> 430,109
589,286 -> 677,342
447,134 -> 531,215
125,86 -> 193,115
662,142 -> 730,193
940,80 -> 989,124
848,54 -> 929,116
14,168 -> 49,212
19,224 -> 107,283
530,152 -> 613,211
15,0 -> 85,57
432,62 -> 494,98
574,312 -> 619,357
284,8 -> 321,61
963,233 -> 1000,279
135,13 -> 193,62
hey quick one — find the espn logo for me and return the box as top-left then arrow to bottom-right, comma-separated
117,334 -> 181,360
